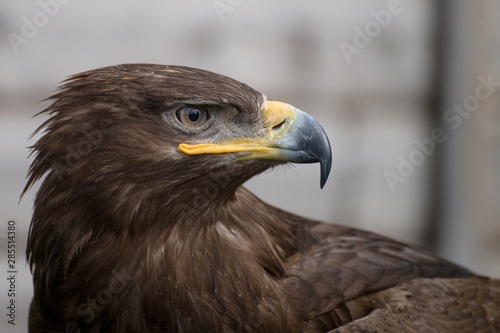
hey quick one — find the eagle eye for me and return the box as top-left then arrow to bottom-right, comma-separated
175,106 -> 210,128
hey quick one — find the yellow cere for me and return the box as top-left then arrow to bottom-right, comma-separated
261,101 -> 296,140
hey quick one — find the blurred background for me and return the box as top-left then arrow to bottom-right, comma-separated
1,0 -> 499,331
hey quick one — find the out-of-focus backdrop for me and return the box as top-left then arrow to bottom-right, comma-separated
1,0 -> 499,331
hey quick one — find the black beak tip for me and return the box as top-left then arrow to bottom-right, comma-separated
310,120 -> 332,189
319,140 -> 332,189
320,163 -> 330,189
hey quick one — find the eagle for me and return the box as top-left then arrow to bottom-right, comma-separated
24,64 -> 500,333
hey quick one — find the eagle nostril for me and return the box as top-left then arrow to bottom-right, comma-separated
272,119 -> 287,132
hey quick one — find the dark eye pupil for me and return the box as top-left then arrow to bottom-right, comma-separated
175,106 -> 209,128
188,109 -> 200,122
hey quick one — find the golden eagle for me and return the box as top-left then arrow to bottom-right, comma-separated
24,64 -> 500,332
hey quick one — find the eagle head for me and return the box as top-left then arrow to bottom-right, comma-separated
25,64 -> 331,228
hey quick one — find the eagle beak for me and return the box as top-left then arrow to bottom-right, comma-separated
178,101 -> 332,188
